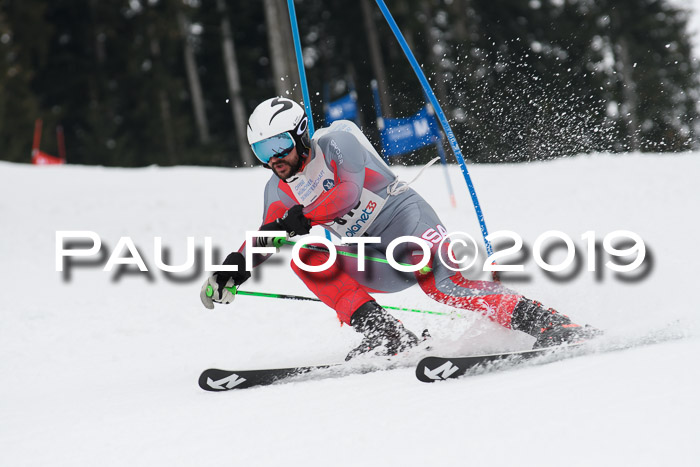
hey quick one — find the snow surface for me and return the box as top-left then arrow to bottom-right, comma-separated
1,153 -> 699,466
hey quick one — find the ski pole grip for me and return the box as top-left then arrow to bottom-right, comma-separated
272,236 -> 288,248
205,284 -> 238,298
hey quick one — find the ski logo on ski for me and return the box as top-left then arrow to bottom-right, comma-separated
416,343 -> 589,383
423,361 -> 460,380
198,363 -> 338,391
207,373 -> 247,390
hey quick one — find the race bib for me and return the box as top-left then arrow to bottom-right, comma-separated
286,151 -> 333,206
332,189 -> 386,238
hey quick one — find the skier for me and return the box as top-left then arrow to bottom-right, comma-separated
200,97 -> 600,360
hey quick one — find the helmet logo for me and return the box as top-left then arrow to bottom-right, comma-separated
269,97 -> 293,125
296,117 -> 308,136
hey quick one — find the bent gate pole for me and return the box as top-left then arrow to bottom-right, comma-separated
374,0 -> 498,277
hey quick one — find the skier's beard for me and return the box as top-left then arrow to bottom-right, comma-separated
274,153 -> 304,181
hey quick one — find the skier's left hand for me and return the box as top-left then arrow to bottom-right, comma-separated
199,252 -> 251,309
255,220 -> 287,248
277,204 -> 311,237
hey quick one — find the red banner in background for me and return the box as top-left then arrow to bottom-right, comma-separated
31,118 -> 66,165
32,149 -> 65,165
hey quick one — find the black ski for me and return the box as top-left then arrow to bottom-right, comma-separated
199,344 -> 573,391
200,326 -> 684,390
415,343 -> 586,383
199,363 -> 340,391
199,351 -> 429,391
417,325 -> 690,383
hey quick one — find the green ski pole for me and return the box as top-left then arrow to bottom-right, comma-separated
205,284 -> 464,319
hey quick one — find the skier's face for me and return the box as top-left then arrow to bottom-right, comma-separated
270,147 -> 301,180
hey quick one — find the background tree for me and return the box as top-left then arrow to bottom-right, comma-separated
0,0 -> 51,162
0,0 -> 697,167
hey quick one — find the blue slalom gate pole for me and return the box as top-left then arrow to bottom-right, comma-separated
287,0 -> 333,241
374,0 -> 495,259
287,0 -> 315,136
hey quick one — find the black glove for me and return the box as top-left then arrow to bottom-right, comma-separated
255,220 -> 287,248
216,252 -> 251,287
277,204 -> 311,237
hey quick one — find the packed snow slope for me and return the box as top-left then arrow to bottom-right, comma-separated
1,153 -> 699,467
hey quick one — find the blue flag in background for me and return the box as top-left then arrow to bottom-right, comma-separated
380,107 -> 441,157
325,93 -> 359,125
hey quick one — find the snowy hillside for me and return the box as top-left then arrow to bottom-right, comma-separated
1,153 -> 699,466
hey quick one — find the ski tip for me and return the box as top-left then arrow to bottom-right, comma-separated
415,356 -> 455,383
198,368 -> 251,392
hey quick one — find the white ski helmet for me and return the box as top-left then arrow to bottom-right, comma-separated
246,97 -> 310,166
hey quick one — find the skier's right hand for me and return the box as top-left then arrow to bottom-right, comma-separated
200,274 -> 236,309
199,252 -> 251,309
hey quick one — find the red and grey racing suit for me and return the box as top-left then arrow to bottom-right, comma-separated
241,120 -> 522,327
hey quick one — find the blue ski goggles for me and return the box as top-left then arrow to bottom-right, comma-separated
250,132 -> 295,164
